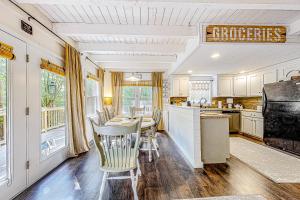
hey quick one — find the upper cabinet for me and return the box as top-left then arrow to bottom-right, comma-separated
262,69 -> 277,85
233,75 -> 247,97
247,73 -> 262,96
213,75 -> 234,97
170,76 -> 189,97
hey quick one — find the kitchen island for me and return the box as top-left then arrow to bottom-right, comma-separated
167,105 -> 230,168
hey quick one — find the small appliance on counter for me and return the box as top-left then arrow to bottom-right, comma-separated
234,104 -> 242,109
218,101 -> 223,109
187,101 -> 191,107
226,98 -> 233,109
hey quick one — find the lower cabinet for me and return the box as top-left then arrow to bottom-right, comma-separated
242,116 -> 253,134
253,118 -> 264,138
241,111 -> 264,139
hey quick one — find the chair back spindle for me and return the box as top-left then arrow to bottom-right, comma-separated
89,117 -> 142,172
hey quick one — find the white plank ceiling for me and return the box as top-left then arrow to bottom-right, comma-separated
16,0 -> 300,72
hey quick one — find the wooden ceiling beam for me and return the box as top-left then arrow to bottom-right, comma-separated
90,54 -> 177,63
78,42 -> 185,54
54,23 -> 197,38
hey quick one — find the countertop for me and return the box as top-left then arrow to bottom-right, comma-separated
167,105 -> 262,113
200,113 -> 231,119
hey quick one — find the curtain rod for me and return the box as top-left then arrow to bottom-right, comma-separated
9,0 -> 69,45
85,55 -> 106,71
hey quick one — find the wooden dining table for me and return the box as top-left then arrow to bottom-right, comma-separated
105,116 -> 155,129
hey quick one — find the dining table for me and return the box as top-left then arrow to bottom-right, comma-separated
105,116 -> 155,129
104,116 -> 156,162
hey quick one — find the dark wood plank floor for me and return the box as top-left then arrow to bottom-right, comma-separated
15,133 -> 300,200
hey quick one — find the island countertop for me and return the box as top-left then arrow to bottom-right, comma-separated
200,113 -> 231,119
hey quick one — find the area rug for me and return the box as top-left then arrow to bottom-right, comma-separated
230,137 -> 300,183
179,194 -> 266,200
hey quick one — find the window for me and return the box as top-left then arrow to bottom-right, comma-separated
189,81 -> 212,104
85,79 -> 99,116
122,86 -> 152,115
0,58 -> 9,181
41,70 -> 66,159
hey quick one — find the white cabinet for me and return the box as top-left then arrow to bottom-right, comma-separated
172,79 -> 180,96
180,77 -> 189,96
171,76 -> 189,97
233,75 -> 247,96
247,73 -> 262,96
241,111 -> 263,139
242,117 -> 253,134
253,118 -> 264,138
214,75 -> 234,97
262,69 -> 277,85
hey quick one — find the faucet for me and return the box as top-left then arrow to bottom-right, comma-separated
199,97 -> 207,107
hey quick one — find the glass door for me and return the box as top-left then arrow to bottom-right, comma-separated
26,45 -> 68,186
0,30 -> 28,199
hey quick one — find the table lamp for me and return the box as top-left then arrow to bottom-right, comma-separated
104,97 -> 112,106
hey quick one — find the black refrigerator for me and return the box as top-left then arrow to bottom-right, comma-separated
263,80 -> 300,156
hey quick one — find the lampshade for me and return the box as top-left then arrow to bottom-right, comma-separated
104,97 -> 112,105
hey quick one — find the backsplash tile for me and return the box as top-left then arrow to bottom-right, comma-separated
212,97 -> 262,109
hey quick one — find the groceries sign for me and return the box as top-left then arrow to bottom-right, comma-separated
206,25 -> 286,43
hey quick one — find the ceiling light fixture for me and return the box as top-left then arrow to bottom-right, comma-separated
188,70 -> 193,74
239,70 -> 246,74
126,73 -> 142,81
211,53 -> 220,59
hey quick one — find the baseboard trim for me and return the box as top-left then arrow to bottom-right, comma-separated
239,132 -> 263,142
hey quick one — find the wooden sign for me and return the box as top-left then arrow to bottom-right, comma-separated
206,25 -> 286,43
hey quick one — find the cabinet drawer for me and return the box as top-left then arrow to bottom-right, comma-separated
253,112 -> 263,119
241,111 -> 253,117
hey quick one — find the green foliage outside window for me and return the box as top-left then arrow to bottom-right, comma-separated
41,70 -> 65,108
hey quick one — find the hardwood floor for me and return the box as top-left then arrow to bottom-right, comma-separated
15,133 -> 300,200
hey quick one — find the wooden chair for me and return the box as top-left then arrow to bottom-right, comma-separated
103,106 -> 115,120
96,110 -> 108,126
89,117 -> 142,200
131,106 -> 145,117
140,109 -> 162,162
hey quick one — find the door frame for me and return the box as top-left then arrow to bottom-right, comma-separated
0,28 -> 28,200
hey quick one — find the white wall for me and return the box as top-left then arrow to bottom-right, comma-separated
0,1 -> 75,57
0,1 -> 75,195
104,70 -> 112,97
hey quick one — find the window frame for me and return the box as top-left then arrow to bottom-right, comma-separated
85,78 -> 100,117
122,85 -> 152,115
40,69 -> 67,161
0,57 -> 12,185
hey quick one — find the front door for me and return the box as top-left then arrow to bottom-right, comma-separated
0,29 -> 28,199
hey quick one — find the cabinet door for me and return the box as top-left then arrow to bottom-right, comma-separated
242,117 -> 253,134
218,76 -> 233,96
262,69 -> 277,85
248,74 -> 262,96
172,79 -> 180,96
254,118 -> 264,138
180,78 -> 189,96
234,76 -> 247,96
